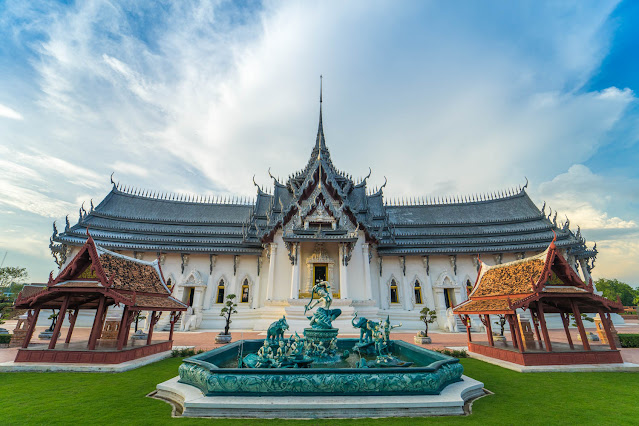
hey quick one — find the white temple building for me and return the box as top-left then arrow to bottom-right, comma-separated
50,90 -> 598,333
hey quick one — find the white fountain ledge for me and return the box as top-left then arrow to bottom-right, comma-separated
152,375 -> 486,419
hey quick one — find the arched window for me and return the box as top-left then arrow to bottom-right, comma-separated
390,279 -> 399,304
466,279 -> 473,296
414,280 -> 423,304
166,278 -> 173,292
241,279 -> 250,303
216,279 -> 225,304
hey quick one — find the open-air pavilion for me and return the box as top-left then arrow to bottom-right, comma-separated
454,238 -> 624,366
12,236 -> 187,364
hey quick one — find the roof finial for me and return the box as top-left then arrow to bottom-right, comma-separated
320,74 -> 323,104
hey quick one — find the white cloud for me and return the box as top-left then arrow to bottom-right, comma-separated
110,161 -> 149,178
0,103 -> 24,120
1,0 -> 638,283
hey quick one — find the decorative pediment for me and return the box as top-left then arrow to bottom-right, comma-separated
77,264 -> 98,280
180,269 -> 206,288
307,243 -> 334,265
304,199 -> 336,228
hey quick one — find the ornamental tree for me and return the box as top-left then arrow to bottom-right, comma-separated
595,278 -> 639,306
569,313 -> 595,328
0,266 -> 28,289
134,311 -> 147,332
494,314 -> 507,336
220,294 -> 238,335
419,307 -> 437,337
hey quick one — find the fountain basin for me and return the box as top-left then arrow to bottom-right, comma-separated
177,338 -> 464,396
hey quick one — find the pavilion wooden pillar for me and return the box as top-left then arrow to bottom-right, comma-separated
459,315 -> 472,342
598,310 -> 617,350
21,308 -> 41,349
570,300 -> 590,351
513,315 -> 525,352
88,296 -> 107,350
169,311 -> 181,341
536,303 -> 553,352
122,310 -> 136,345
507,315 -> 519,350
146,311 -> 161,345
48,295 -> 71,350
559,312 -> 574,349
484,314 -> 494,346
531,311 -> 542,343
117,306 -> 131,351
64,309 -> 79,344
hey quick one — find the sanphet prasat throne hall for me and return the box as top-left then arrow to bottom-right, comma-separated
50,93 -> 598,332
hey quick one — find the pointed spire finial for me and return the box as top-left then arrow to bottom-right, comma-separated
320,74 -> 323,104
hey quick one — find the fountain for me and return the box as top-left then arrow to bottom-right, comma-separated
154,280 -> 485,418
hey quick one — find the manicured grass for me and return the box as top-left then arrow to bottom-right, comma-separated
1,357 -> 638,425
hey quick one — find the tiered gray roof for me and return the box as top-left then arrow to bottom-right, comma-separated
52,94 -> 595,263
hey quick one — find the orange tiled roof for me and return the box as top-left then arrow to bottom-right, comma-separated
471,254 -> 546,297
99,253 -> 167,294
454,297 -> 527,313
128,294 -> 187,310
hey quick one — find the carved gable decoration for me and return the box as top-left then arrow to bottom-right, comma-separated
307,242 -> 334,265
77,264 -> 98,280
304,199 -> 336,227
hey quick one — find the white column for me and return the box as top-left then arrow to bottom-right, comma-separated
192,288 -> 204,314
380,278 -> 389,310
362,243 -> 373,300
252,255 -> 260,309
290,243 -> 300,299
401,274 -> 413,311
339,244 -> 349,299
203,275 -> 215,310
266,243 -> 277,300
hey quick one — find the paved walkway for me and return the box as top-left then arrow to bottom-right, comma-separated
2,319 -> 639,365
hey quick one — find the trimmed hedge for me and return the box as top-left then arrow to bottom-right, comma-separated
0,334 -> 12,344
618,334 -> 639,348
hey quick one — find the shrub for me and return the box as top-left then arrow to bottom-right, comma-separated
0,334 -> 12,344
171,348 -> 204,358
435,348 -> 468,358
618,334 -> 639,348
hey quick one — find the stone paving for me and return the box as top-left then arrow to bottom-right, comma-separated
2,319 -> 638,365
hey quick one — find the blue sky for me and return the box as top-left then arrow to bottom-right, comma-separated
1,0 -> 639,284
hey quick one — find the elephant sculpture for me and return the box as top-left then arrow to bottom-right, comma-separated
352,312 -> 379,344
267,316 -> 289,342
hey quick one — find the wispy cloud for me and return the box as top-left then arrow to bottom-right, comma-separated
1,0 -> 638,283
0,103 -> 24,120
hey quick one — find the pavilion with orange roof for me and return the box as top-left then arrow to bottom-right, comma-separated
453,237 -> 623,366
13,235 -> 187,364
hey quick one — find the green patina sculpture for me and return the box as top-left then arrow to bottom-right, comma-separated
241,281 -> 410,369
266,316 -> 289,342
304,280 -> 342,329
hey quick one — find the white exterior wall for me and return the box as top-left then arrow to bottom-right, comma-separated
54,245 -> 623,332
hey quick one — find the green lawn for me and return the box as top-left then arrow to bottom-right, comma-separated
1,357 -> 637,425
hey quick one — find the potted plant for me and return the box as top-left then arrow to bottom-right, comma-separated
131,311 -> 148,340
571,313 -> 598,342
415,307 -> 437,344
215,294 -> 237,344
39,309 -> 60,339
493,315 -> 507,343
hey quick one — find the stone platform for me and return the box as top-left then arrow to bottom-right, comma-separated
0,350 -> 172,373
153,375 -> 486,418
14,340 -> 172,364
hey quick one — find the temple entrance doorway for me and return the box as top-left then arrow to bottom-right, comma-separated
183,288 -> 195,307
313,264 -> 327,285
444,288 -> 455,309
